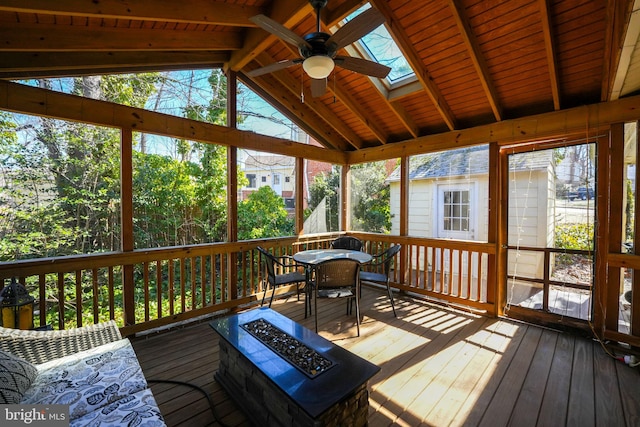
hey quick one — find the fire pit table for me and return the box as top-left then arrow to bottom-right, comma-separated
210,307 -> 379,427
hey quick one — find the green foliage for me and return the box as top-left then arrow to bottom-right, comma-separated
350,162 -> 391,233
238,186 -> 294,240
306,168 -> 340,231
555,222 -> 594,250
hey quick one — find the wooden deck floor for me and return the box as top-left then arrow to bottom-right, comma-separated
131,287 -> 640,427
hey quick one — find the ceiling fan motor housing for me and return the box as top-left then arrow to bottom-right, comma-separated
300,32 -> 337,58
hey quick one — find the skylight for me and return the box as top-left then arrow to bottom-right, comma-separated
344,4 -> 415,85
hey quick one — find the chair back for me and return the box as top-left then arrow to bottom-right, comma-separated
330,236 -> 363,251
315,258 -> 360,291
381,245 -> 402,275
256,246 -> 276,284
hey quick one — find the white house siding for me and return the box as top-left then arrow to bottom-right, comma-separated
389,147 -> 554,282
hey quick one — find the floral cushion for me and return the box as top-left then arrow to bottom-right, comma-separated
21,338 -> 149,420
71,388 -> 165,427
0,349 -> 38,404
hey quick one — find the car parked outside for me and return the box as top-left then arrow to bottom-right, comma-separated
568,186 -> 594,201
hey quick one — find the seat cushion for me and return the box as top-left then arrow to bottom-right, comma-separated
21,338 -> 149,420
70,388 -> 165,427
0,349 -> 38,404
360,271 -> 387,283
274,271 -> 305,286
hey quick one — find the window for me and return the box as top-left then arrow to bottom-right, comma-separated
261,176 -> 267,183
285,176 -> 291,183
443,190 -> 470,232
246,174 -> 257,188
284,198 -> 295,209
273,175 -> 281,185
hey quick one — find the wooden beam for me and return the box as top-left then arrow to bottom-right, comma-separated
0,0 -> 263,27
238,72 -> 351,152
538,0 -> 561,110
610,0 -> 640,100
252,52 -> 365,149
0,80 -> 345,164
602,0 -> 634,101
227,0 -> 311,72
448,0 -> 503,121
120,128 -> 135,326
347,94 -> 640,164
0,22 -> 242,52
0,51 -> 228,79
370,0 -> 458,131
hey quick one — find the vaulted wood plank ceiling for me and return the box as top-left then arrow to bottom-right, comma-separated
0,0 -> 639,154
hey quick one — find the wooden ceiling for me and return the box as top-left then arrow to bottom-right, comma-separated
1,0 -> 639,154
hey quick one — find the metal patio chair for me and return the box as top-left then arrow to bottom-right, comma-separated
257,246 -> 306,308
330,236 -> 363,251
360,244 -> 401,317
313,258 -> 361,336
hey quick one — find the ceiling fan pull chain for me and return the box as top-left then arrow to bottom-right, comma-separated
301,69 -> 305,104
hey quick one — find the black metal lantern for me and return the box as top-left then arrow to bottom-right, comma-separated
0,277 -> 35,330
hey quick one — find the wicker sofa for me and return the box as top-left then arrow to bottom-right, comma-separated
0,321 -> 165,426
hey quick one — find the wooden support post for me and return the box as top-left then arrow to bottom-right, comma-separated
296,157 -> 305,235
399,157 -> 409,285
341,164 -> 350,232
496,146 -> 509,317
600,125 -> 620,336
226,71 -> 239,303
486,143 -> 499,315
120,128 -> 135,326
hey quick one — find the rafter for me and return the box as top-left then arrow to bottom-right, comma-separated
239,71 -> 351,152
369,0 -> 457,131
0,51 -> 228,79
227,0 -> 311,72
448,0 -> 503,121
609,0 -> 640,100
0,0 -> 263,27
0,22 -> 241,52
538,0 -> 561,110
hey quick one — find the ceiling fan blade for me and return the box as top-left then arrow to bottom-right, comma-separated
250,14 -> 312,50
310,78 -> 327,97
326,7 -> 385,50
335,56 -> 391,78
246,59 -> 301,77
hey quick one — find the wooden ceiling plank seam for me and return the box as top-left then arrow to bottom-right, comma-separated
252,52 -> 365,150
323,0 -> 366,26
369,0 -> 458,131
227,0 -> 311,72
447,0 -> 502,122
0,21 -> 242,51
238,71 -> 352,152
0,0 -> 264,27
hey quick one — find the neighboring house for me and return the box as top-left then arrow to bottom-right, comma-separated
238,133 -> 332,215
240,152 -> 296,209
387,145 -> 555,280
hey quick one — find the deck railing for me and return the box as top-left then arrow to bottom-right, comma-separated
0,233 -> 497,335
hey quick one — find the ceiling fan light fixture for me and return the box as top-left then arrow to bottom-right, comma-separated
302,55 -> 335,79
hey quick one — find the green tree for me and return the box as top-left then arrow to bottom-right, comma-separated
307,168 -> 340,232
238,186 -> 294,240
350,162 -> 391,233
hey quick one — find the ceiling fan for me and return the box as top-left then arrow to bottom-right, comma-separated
247,0 -> 391,97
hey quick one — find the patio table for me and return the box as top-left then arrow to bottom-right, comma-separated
293,249 -> 372,317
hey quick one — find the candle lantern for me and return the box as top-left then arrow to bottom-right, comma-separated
0,277 -> 35,330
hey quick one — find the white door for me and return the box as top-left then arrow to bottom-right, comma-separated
435,183 -> 476,278
272,173 -> 282,196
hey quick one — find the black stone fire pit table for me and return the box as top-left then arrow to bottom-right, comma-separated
210,307 -> 380,426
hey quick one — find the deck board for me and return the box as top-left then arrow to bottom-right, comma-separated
131,287 -> 640,426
